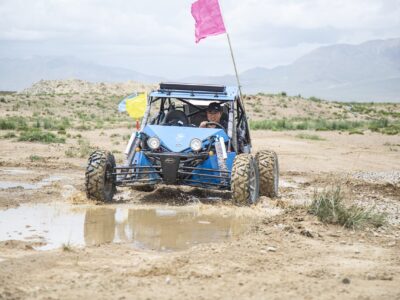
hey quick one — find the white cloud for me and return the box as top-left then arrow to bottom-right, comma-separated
0,0 -> 399,77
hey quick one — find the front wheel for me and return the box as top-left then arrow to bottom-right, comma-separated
85,150 -> 116,202
231,154 -> 260,205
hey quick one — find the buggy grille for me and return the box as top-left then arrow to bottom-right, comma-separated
114,152 -> 230,189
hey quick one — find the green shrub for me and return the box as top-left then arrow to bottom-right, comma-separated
250,117 -> 399,134
2,132 -> 17,139
309,186 -> 386,229
29,155 -> 45,162
0,116 -> 28,130
349,129 -> 364,135
254,106 -> 262,113
18,129 -> 65,144
65,138 -> 92,158
309,96 -> 322,103
368,118 -> 389,131
295,133 -> 325,141
76,123 -> 91,131
34,117 -> 71,131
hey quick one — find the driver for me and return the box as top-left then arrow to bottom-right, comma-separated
199,102 -> 227,130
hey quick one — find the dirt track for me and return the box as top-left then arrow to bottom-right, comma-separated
0,130 -> 399,299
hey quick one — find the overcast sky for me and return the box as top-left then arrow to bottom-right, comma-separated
1,0 -> 399,78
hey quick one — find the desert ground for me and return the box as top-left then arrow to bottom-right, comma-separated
0,80 -> 399,299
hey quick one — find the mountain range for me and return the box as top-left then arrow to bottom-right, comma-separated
0,56 -> 165,91
0,38 -> 399,102
183,38 -> 400,102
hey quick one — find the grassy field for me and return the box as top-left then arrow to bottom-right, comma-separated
0,88 -> 399,147
0,92 -> 134,145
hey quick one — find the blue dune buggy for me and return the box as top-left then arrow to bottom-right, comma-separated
85,83 -> 279,205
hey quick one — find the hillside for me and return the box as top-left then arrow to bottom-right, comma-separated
1,80 -> 399,136
20,79 -> 157,95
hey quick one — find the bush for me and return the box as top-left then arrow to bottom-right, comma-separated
18,129 -> 65,144
295,133 -> 325,141
0,116 -> 28,130
309,186 -> 386,229
309,96 -> 322,103
65,138 -> 92,158
34,117 -> 71,131
2,132 -> 17,139
349,129 -> 364,135
29,155 -> 45,162
368,118 -> 389,131
250,117 -> 399,134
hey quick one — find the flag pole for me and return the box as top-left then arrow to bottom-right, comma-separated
225,33 -> 245,110
218,1 -> 246,112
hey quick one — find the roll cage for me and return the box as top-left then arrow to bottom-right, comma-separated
141,83 -> 252,153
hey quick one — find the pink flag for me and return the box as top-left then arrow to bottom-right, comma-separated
191,0 -> 226,43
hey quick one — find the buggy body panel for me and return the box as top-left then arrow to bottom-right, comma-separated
142,125 -> 228,153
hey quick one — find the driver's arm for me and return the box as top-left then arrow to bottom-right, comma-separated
199,121 -> 208,128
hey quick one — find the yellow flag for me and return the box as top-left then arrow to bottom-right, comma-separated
126,93 -> 147,119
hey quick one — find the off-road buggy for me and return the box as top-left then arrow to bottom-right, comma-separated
85,83 -> 279,205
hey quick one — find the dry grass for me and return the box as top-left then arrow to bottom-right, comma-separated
309,186 -> 386,229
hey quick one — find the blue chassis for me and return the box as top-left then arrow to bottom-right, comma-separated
114,125 -> 236,190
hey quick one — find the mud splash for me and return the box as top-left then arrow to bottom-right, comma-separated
0,203 -> 249,251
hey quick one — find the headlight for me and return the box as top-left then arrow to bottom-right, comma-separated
147,137 -> 160,150
190,138 -> 202,152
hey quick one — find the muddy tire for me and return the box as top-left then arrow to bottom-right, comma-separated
255,150 -> 279,197
231,154 -> 260,205
85,150 -> 116,202
131,184 -> 156,192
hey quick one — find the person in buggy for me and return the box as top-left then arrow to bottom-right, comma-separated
199,102 -> 228,130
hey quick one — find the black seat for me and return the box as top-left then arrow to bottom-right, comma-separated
163,110 -> 189,126
220,112 -> 228,123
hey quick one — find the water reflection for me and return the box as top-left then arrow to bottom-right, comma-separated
0,204 -> 248,251
84,208 -> 116,245
84,207 -> 247,251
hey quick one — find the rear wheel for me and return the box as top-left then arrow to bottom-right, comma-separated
85,150 -> 116,202
255,150 -> 279,197
231,154 -> 260,205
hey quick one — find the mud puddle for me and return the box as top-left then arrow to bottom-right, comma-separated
0,175 -> 63,190
0,168 -> 34,175
0,203 -> 249,251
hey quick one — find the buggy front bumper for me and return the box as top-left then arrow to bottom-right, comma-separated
113,151 -> 233,189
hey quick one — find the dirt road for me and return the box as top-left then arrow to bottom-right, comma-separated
0,130 -> 399,299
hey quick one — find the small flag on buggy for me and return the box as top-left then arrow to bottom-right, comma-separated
118,92 -> 147,130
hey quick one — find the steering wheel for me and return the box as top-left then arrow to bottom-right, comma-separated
166,119 -> 184,126
203,121 -> 225,130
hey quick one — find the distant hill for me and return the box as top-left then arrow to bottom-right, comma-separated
0,56 -> 165,91
20,79 -> 157,95
1,38 -> 399,101
182,38 -> 400,102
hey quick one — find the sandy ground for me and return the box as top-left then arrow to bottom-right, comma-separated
0,130 -> 399,299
